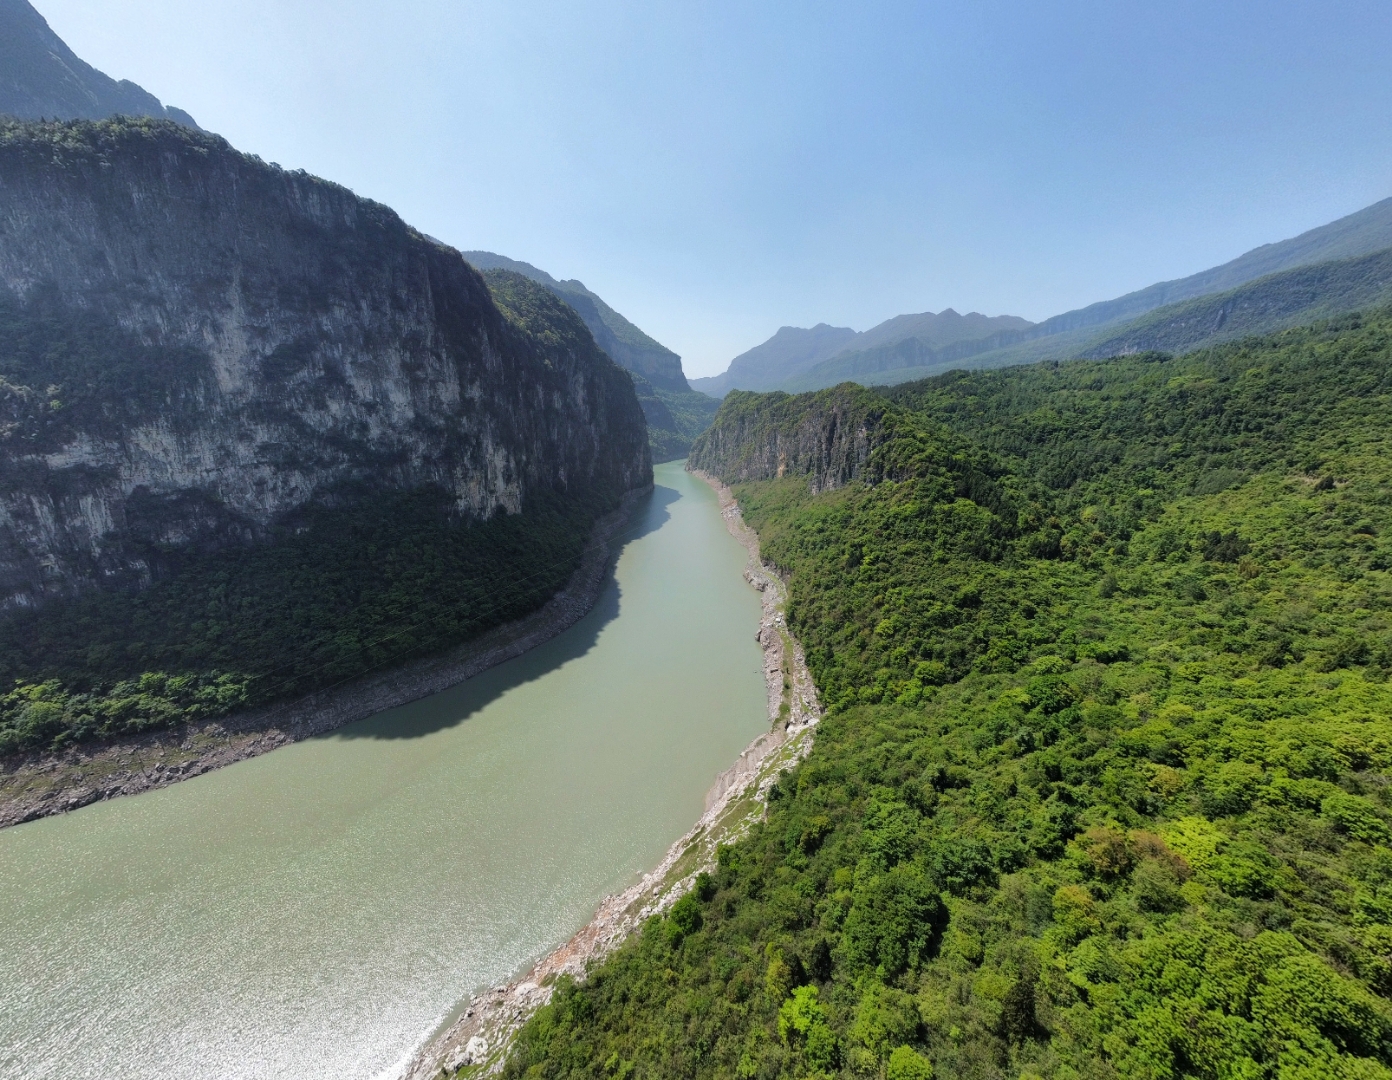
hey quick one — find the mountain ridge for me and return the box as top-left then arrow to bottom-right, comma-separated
462,250 -> 687,391
693,310 -> 1033,397
701,193 -> 1392,395
464,249 -> 719,460
691,323 -> 859,396
0,115 -> 652,760
0,0 -> 197,127
0,118 -> 650,606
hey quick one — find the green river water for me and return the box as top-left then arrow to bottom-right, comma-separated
0,462 -> 769,1080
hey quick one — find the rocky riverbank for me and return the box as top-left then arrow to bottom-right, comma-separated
404,469 -> 820,1079
0,486 -> 651,830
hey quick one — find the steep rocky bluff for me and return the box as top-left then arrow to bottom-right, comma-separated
687,386 -> 893,493
0,118 -> 651,609
462,250 -> 688,391
463,250 -> 720,461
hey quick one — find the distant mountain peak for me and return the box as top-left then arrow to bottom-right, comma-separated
692,308 -> 1034,397
0,0 -> 197,127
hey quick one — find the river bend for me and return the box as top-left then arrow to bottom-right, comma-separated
0,461 -> 768,1080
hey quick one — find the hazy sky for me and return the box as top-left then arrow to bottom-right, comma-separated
37,0 -> 1392,377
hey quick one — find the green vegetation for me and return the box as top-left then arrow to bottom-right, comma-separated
0,487 -> 597,755
0,268 -> 628,757
503,311 -> 1392,1079
0,282 -> 209,446
479,267 -> 717,461
1083,247 -> 1392,360
629,372 -> 721,462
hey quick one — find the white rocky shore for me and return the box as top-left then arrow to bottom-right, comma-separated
403,470 -> 820,1079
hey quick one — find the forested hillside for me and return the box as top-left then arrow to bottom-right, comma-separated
1080,248 -> 1392,360
502,311 -> 1392,1080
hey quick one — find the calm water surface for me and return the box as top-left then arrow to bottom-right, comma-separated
0,461 -> 768,1080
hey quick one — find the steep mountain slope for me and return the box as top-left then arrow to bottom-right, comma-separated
929,194 -> 1392,378
859,244 -> 1392,386
802,249 -> 1392,389
788,311 -> 1039,391
1079,246 -> 1392,359
0,118 -> 651,753
463,251 -> 686,390
507,314 -> 1392,1080
698,311 -> 1033,397
1033,195 -> 1392,340
464,250 -> 717,460
853,309 -> 1034,353
0,0 -> 196,126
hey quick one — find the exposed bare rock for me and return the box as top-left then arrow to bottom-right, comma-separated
0,118 -> 651,609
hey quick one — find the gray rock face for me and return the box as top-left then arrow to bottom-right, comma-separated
0,118 -> 651,609
687,388 -> 889,493
0,0 -> 197,127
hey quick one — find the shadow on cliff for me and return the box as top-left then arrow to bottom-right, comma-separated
332,480 -> 681,742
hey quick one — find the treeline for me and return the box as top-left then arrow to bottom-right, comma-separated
0,488 -> 598,755
501,312 -> 1392,1079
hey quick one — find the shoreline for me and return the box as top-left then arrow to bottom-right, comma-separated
0,485 -> 652,830
403,468 -> 821,1079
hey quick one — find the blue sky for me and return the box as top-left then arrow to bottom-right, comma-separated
39,0 -> 1392,377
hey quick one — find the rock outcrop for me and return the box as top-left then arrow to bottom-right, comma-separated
0,117 -> 651,609
463,250 -> 720,462
686,386 -> 892,492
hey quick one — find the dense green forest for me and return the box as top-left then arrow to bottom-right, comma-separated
502,312 -> 1392,1079
0,488 -> 595,755
0,272 -> 626,757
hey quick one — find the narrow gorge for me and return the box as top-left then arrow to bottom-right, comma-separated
0,117 -> 652,804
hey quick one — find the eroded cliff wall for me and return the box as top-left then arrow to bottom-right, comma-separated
685,386 -> 892,492
0,118 -> 651,608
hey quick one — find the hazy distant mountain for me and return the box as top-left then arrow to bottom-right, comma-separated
851,308 -> 1034,353
799,243 -> 1392,391
763,194 -> 1392,393
1016,195 -> 1392,346
1077,246 -> 1392,359
696,310 -> 1033,397
0,0 -> 197,127
690,324 -> 858,396
463,251 -> 718,461
787,310 -> 1036,390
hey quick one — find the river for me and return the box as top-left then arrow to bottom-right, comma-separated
0,461 -> 769,1080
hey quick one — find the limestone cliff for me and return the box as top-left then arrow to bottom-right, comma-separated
686,386 -> 892,492
0,117 -> 651,609
462,250 -> 720,461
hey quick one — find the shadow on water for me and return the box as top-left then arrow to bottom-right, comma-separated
333,479 -> 683,742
